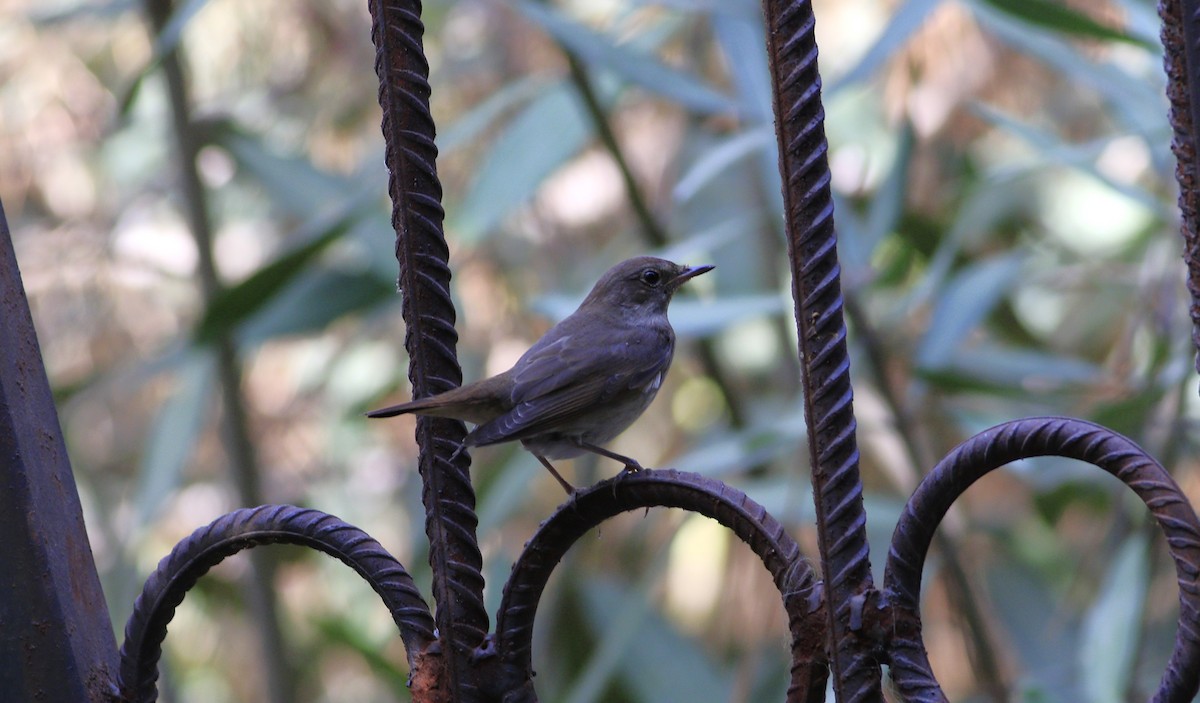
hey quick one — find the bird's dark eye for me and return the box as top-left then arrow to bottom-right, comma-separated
640,269 -> 662,286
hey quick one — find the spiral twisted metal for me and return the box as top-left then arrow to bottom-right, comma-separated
116,505 -> 436,703
368,0 -> 490,696
883,418 -> 1200,702
490,469 -> 828,703
110,2 -> 1200,702
761,0 -> 879,699
1162,0 -> 1200,376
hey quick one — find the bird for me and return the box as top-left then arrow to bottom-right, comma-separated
367,256 -> 714,493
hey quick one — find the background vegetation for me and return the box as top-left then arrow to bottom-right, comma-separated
2,0 -> 1191,701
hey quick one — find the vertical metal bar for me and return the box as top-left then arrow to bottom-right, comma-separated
1162,0 -> 1200,374
367,1 -> 490,699
760,0 -> 881,699
0,200 -> 119,701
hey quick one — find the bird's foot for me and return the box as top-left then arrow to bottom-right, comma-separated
534,453 -> 577,495
610,461 -> 645,497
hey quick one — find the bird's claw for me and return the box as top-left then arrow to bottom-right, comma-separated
610,463 -> 645,497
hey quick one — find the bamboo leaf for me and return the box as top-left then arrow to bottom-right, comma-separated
134,353 -> 214,527
519,1 -> 736,115
916,255 -> 1024,369
1079,536 -> 1149,703
451,82 -> 591,240
194,215 -> 359,344
974,0 -> 1155,49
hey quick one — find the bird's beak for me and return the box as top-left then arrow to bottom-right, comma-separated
670,264 -> 715,290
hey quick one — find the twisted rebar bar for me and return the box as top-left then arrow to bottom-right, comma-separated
883,418 -> 1200,702
760,0 -> 879,699
367,1 -> 490,699
117,505 -> 436,703
492,469 -> 828,703
1162,0 -> 1200,374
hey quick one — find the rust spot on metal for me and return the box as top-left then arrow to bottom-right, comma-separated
409,645 -> 448,703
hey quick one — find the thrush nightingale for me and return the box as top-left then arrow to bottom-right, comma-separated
367,256 -> 713,492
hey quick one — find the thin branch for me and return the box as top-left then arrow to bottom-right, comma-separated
141,1 -> 293,701
564,52 -> 669,248
844,292 -> 1008,701
561,49 -> 754,433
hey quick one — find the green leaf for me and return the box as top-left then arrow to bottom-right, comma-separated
898,181 -> 1030,315
312,616 -> 409,690
235,266 -> 395,347
1091,387 -> 1167,438
670,404 -> 808,478
578,577 -> 733,703
920,346 -> 1100,394
451,82 -> 591,240
215,127 -> 374,219
519,1 -> 736,116
653,213 -> 756,264
829,0 -> 946,92
134,352 -> 214,527
974,0 -> 1156,49
916,255 -> 1024,369
711,12 -> 785,213
971,103 -> 1162,213
968,0 -> 1163,135
1079,536 -> 1149,703
193,214 -> 359,345
672,127 -> 775,203
30,0 -> 137,25
1032,479 -> 1113,524
438,75 -> 550,153
117,0 -> 213,116
712,10 -> 773,123
986,562 -> 1081,701
842,124 -> 915,273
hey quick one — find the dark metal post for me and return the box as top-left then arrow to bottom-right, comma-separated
761,0 -> 881,698
368,1 -> 490,700
0,200 -> 120,701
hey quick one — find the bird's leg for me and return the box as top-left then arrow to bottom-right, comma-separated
572,441 -> 646,475
533,453 -> 577,495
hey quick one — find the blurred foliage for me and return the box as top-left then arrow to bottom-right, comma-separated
4,0 -> 1197,701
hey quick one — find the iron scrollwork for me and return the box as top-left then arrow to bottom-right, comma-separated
113,0 -> 1200,700
117,505 -> 438,702
884,418 -> 1200,703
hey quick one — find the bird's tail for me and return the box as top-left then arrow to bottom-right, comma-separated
365,394 -> 478,420
365,399 -> 433,419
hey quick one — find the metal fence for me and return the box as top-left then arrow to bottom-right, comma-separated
4,0 -> 1200,701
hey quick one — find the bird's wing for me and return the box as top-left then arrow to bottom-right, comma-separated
466,327 -> 672,447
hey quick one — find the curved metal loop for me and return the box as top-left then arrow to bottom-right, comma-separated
117,504 -> 436,703
491,469 -> 828,703
882,417 -> 1200,703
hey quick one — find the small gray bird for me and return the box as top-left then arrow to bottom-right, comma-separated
367,256 -> 714,493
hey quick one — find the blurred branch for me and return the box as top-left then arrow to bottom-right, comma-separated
140,1 -> 293,701
562,49 -> 753,433
564,53 -> 668,249
844,292 -> 1009,701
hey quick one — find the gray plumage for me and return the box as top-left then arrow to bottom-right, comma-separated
367,256 -> 713,492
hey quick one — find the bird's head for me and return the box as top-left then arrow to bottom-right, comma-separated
581,256 -> 714,318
